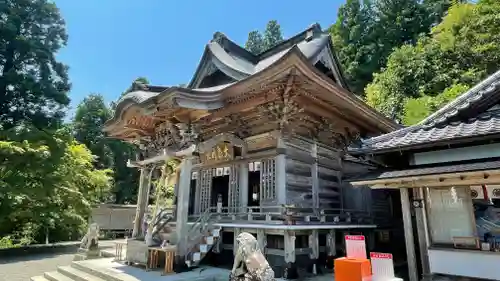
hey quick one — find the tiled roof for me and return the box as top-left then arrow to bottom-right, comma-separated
356,70 -> 500,152
347,159 -> 500,182
365,110 -> 500,150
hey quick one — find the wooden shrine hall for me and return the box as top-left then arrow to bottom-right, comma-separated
103,23 -> 404,278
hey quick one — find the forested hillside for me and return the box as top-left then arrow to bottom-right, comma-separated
1,0 -> 498,246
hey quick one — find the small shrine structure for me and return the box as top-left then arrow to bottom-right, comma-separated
103,24 -> 401,278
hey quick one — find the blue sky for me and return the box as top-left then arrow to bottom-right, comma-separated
54,0 -> 343,118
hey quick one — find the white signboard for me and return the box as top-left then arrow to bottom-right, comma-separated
370,252 -> 395,281
345,235 -> 367,259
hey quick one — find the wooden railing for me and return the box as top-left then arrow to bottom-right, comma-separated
187,205 -> 373,225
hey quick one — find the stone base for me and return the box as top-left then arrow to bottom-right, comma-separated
174,255 -> 189,273
306,259 -> 322,275
282,262 -> 298,280
325,255 -> 335,270
73,248 -> 100,261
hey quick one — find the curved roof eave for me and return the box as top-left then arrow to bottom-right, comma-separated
106,45 -> 398,134
284,46 -> 400,133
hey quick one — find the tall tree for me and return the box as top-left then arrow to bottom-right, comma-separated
73,94 -> 112,169
263,20 -> 284,50
73,93 -> 140,204
0,0 -> 71,130
330,0 -> 451,95
245,31 -> 264,55
244,20 -> 284,55
366,1 -> 500,124
330,0 -> 377,94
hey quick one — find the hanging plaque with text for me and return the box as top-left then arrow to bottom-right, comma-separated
202,143 -> 234,164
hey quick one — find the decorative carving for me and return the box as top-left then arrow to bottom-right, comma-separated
258,73 -> 304,132
224,114 -> 250,138
138,120 -> 200,158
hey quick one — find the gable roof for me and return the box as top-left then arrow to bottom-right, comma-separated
353,70 -> 500,153
188,23 -> 349,89
104,43 -> 399,134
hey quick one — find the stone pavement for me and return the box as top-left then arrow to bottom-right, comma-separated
0,239 -> 122,281
0,252 -> 74,281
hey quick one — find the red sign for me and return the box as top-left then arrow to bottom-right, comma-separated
345,235 -> 367,259
370,252 -> 395,280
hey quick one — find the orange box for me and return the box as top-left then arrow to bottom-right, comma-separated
334,257 -> 372,281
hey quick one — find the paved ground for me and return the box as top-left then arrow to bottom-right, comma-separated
0,239 -> 122,281
0,252 -> 74,281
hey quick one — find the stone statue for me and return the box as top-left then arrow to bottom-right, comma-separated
80,223 -> 99,251
75,223 -> 100,261
230,232 -> 275,281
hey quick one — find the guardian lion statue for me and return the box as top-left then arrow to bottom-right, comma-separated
80,223 -> 99,251
230,232 -> 275,281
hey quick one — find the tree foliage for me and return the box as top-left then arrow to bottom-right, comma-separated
0,125 -> 112,244
73,93 -> 140,204
0,0 -> 70,130
244,20 -> 283,55
0,0 -> 113,246
329,0 -> 463,95
366,0 -> 500,123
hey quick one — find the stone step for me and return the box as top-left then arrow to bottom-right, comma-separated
30,276 -> 50,281
71,261 -> 123,281
44,271 -> 76,281
57,265 -> 107,281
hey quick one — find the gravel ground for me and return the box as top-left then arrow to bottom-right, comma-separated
0,252 -> 74,281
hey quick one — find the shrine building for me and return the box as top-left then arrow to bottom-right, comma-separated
103,24 -> 404,278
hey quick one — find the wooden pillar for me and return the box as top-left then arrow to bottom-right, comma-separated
414,187 -> 431,277
175,157 -> 193,257
326,230 -> 336,269
132,166 -> 150,238
284,230 -> 297,279
401,188 -> 418,281
239,163 -> 249,212
257,229 -> 266,253
276,136 -> 287,205
309,230 -> 319,274
233,228 -> 241,256
311,142 -> 319,208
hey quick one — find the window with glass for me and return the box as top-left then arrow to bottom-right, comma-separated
425,186 -> 475,245
471,185 -> 500,251
425,185 -> 500,251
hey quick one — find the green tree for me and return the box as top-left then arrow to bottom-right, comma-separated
73,94 -> 113,169
73,93 -> 140,204
330,0 -> 377,94
263,20 -> 284,50
0,0 -> 70,130
330,0 -> 452,95
0,125 -> 112,244
244,20 -> 284,55
366,1 -> 500,123
245,31 -> 264,55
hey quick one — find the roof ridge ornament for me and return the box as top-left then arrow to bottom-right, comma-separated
131,80 -> 149,92
211,31 -> 226,44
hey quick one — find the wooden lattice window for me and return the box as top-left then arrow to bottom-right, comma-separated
260,158 -> 276,201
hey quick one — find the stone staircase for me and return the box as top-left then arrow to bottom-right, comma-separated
185,226 -> 221,268
30,261 -> 112,281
